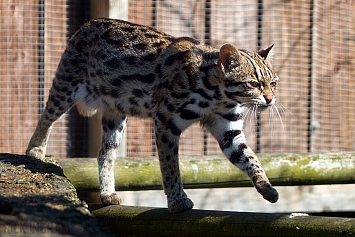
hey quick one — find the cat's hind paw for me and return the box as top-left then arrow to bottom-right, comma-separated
26,146 -> 46,160
100,192 -> 123,206
168,197 -> 194,213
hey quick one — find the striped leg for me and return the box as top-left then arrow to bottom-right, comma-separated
203,109 -> 278,203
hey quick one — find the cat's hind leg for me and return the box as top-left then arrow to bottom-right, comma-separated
98,112 -> 127,205
26,76 -> 75,159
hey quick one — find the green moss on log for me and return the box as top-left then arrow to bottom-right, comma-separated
57,153 -> 355,191
92,205 -> 355,237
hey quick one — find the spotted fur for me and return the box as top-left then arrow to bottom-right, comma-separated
26,18 -> 279,213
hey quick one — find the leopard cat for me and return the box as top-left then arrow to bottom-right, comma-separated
26,18 -> 279,213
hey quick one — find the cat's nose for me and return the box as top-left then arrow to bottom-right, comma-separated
263,95 -> 274,104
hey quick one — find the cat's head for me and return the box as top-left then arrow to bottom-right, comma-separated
218,44 -> 279,112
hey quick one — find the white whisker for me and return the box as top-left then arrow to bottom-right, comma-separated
273,104 -> 284,130
276,103 -> 295,119
268,105 -> 274,130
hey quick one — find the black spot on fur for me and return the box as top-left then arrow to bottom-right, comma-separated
144,102 -> 150,109
116,103 -> 125,112
60,86 -> 68,92
229,143 -> 248,164
222,113 -> 242,122
144,32 -> 159,38
193,88 -> 212,100
180,109 -> 200,120
100,85 -> 109,95
121,26 -> 135,33
121,56 -> 137,65
142,52 -> 158,62
52,82 -> 60,92
110,78 -> 122,87
133,43 -> 149,51
173,146 -> 178,155
167,104 -> 175,112
103,141 -> 119,150
129,97 -> 138,105
202,76 -> 218,90
129,107 -> 141,116
166,120 -> 181,136
176,101 -> 189,113
100,31 -> 125,46
188,98 -> 196,104
102,118 -> 116,131
96,69 -> 103,77
164,50 -> 190,66
198,101 -> 209,108
71,81 -> 79,87
161,134 -> 169,144
224,90 -> 245,100
120,74 -> 155,84
214,88 -> 222,100
219,130 -> 241,150
155,64 -> 162,79
104,57 -> 120,69
171,92 -> 189,99
67,97 -> 73,103
156,112 -> 167,124
132,89 -> 144,97
152,42 -> 165,48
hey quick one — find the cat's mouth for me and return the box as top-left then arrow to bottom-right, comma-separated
257,104 -> 271,112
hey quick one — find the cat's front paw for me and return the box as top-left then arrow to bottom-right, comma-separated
258,183 -> 279,203
264,186 -> 279,203
100,192 -> 123,206
168,197 -> 194,213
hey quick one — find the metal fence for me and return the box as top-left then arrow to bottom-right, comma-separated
1,0 -> 354,158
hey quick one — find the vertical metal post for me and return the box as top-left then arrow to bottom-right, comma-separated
256,0 -> 263,153
38,0 -> 45,115
151,0 -> 157,156
307,1 -> 315,152
203,0 -> 211,155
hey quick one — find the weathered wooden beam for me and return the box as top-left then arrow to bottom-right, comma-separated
57,153 -> 355,191
92,205 -> 355,237
0,153 -> 113,237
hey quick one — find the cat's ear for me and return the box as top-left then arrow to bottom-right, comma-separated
219,44 -> 241,72
257,44 -> 274,61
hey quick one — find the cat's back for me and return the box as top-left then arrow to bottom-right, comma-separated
68,18 -> 175,61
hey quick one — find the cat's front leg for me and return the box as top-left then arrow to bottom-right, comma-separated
154,117 -> 194,213
203,111 -> 278,203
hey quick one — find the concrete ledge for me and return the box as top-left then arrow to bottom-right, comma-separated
92,205 -> 355,237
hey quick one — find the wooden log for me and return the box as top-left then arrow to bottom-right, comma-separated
0,153 -> 112,237
57,153 -> 355,191
92,205 -> 355,237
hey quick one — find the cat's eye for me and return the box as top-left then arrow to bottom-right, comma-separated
248,81 -> 260,88
270,81 -> 278,88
